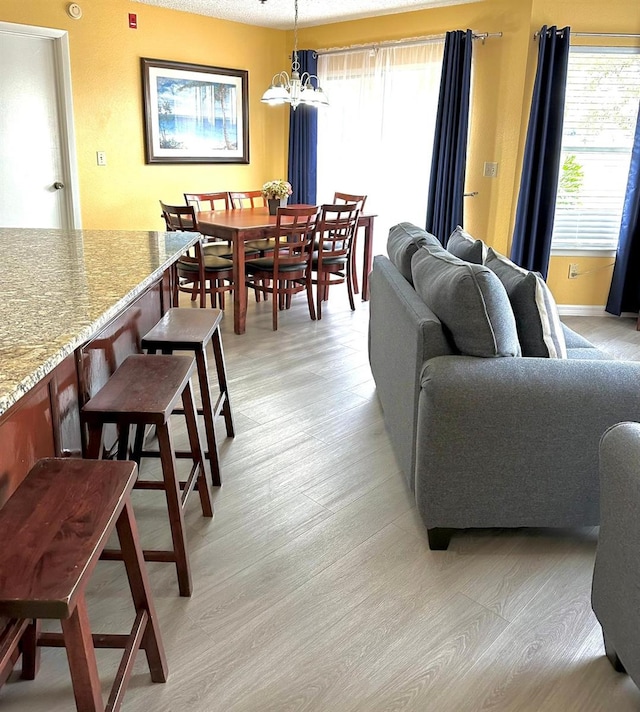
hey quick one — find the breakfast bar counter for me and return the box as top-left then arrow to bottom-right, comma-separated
0,228 -> 198,503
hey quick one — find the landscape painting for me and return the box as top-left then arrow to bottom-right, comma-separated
141,58 -> 249,164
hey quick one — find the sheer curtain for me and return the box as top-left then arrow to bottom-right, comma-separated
317,41 -> 445,252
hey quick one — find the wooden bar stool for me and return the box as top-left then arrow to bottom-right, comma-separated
141,308 -> 235,487
0,457 -> 167,712
82,354 -> 212,597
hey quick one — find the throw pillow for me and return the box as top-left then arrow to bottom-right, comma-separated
411,246 -> 521,358
387,222 -> 442,284
485,248 -> 567,359
446,225 -> 487,265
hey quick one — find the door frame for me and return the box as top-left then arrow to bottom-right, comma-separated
0,21 -> 81,228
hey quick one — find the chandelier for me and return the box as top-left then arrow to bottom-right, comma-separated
261,0 -> 329,110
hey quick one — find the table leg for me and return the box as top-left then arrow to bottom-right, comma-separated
233,232 -> 247,335
361,217 -> 374,302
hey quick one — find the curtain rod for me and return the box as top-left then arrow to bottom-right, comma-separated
317,31 -> 502,56
534,30 -> 640,40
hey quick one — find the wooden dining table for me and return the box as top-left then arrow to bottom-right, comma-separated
196,206 -> 376,335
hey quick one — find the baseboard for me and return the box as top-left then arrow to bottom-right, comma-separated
557,304 -> 637,318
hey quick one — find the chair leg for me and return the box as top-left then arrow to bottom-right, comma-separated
427,527 -> 454,550
306,275 -> 316,321
61,597 -> 105,712
272,280 -> 279,330
603,633 -> 627,673
346,264 -> 356,312
316,274 -> 324,321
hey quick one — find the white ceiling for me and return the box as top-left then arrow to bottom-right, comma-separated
133,0 -> 479,30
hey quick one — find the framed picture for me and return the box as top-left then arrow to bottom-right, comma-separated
141,57 -> 249,164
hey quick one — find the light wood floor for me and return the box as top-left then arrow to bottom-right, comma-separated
3,296 -> 640,711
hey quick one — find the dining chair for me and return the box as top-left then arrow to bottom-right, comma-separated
244,205 -> 319,330
184,191 -> 258,259
229,190 -> 266,209
333,191 -> 367,295
184,191 -> 231,211
160,200 -> 197,231
229,190 -> 287,257
311,202 -> 360,320
159,201 -> 234,309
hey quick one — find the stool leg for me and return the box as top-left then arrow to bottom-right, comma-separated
61,597 -> 105,712
20,620 -> 41,680
211,327 -> 235,437
117,424 -> 131,461
116,499 -> 168,683
156,423 -> 193,597
182,380 -> 214,517
194,348 -> 222,487
85,423 -> 104,460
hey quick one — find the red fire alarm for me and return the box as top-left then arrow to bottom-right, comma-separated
128,13 -> 137,29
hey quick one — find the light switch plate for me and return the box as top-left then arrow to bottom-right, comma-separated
483,161 -> 498,178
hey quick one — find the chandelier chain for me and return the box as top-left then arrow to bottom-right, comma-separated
292,0 -> 300,70
260,0 -> 328,109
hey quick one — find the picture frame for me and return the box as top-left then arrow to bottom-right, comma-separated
141,57 -> 249,164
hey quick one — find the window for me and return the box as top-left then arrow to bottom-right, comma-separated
317,42 -> 445,247
552,47 -> 640,253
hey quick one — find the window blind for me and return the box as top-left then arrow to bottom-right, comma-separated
552,47 -> 640,251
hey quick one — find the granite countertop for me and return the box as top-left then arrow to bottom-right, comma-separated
0,228 -> 199,417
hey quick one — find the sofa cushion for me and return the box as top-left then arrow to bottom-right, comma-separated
411,246 -> 521,358
485,248 -> 567,359
446,225 -> 487,264
387,222 -> 442,284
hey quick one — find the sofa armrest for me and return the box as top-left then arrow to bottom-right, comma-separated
416,355 -> 640,529
369,255 -> 454,489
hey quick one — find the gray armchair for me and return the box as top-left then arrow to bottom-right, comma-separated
592,421 -> 640,685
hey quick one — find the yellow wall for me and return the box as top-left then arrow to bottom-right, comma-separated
2,0 -> 638,305
1,0 -> 289,230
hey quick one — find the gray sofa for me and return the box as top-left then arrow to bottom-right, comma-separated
369,222 -> 640,549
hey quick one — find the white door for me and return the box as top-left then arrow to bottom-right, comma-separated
0,23 -> 80,228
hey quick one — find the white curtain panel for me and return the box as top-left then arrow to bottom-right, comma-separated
317,41 -> 445,252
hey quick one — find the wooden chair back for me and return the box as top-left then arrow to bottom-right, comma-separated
333,191 -> 367,213
271,205 -> 319,270
160,201 -> 198,231
184,192 -> 230,211
229,190 -> 266,209
316,202 -> 360,259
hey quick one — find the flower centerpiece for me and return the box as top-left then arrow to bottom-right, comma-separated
262,179 -> 293,214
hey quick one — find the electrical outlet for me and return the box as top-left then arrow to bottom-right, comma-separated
96,151 -> 107,166
483,161 -> 498,178
568,263 -> 579,279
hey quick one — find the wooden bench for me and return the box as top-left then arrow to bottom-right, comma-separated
0,457 -> 167,712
